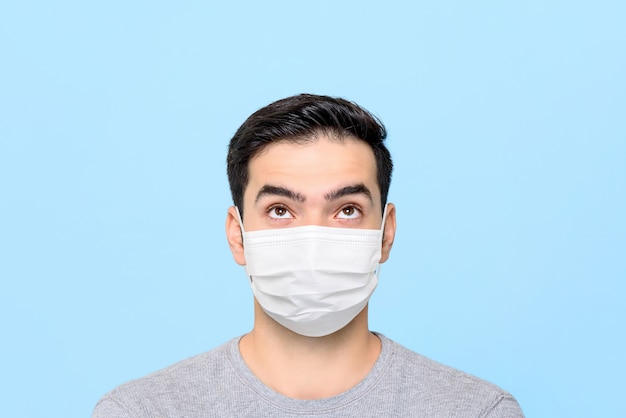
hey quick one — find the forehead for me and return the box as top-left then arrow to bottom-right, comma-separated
246,136 -> 379,199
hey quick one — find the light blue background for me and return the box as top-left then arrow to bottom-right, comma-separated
1,1 -> 624,417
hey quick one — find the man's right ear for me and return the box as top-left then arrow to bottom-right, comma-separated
226,206 -> 246,266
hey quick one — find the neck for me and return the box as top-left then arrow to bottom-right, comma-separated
239,303 -> 381,400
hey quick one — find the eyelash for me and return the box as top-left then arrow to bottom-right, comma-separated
267,204 -> 293,219
336,205 -> 363,220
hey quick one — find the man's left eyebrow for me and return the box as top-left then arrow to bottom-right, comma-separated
325,184 -> 373,203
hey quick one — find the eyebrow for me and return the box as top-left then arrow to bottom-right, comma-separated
255,183 -> 374,204
325,184 -> 373,204
255,185 -> 305,203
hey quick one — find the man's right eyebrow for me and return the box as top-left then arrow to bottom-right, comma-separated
255,185 -> 305,203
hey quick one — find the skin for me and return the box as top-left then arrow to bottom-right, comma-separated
225,134 -> 397,400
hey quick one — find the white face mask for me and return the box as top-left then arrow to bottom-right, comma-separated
238,206 -> 388,337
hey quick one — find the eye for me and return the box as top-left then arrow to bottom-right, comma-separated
268,205 -> 293,219
336,205 -> 362,219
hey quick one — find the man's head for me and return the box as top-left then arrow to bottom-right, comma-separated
226,94 -> 393,219
225,94 -> 398,336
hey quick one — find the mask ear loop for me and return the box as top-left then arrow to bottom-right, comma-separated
375,203 -> 390,278
381,203 -> 389,231
235,206 -> 246,233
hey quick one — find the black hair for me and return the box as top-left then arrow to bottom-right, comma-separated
226,94 -> 392,217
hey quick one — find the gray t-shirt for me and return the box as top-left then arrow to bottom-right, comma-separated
93,334 -> 523,417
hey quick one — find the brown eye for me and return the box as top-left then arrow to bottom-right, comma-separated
337,206 -> 361,219
268,206 -> 293,219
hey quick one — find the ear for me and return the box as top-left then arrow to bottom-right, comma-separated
226,206 -> 246,266
380,203 -> 396,263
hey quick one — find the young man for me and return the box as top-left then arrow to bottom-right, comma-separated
93,94 -> 524,417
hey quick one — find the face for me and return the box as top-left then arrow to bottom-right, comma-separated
226,135 -> 396,264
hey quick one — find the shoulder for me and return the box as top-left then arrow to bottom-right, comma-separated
378,335 -> 524,417
92,338 -> 238,418
388,339 -> 501,393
